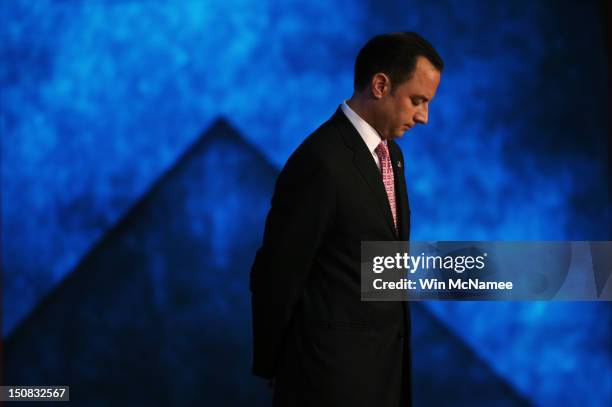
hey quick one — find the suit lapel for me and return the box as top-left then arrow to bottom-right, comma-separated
332,108 -> 399,239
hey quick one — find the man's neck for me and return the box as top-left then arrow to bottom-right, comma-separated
346,95 -> 383,139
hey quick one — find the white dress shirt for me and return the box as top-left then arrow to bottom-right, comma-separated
341,100 -> 384,170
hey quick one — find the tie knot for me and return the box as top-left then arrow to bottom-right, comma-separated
375,141 -> 389,159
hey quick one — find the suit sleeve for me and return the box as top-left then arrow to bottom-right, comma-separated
249,146 -> 336,379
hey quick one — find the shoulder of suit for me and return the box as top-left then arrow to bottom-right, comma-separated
295,118 -> 344,159
282,111 -> 354,176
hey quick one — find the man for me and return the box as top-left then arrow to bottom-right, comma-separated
250,32 -> 443,407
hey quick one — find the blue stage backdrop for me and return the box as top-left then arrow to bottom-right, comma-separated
2,1 -> 610,406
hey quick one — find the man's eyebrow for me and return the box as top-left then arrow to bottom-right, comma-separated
412,95 -> 429,102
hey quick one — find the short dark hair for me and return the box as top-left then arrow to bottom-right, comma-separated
353,32 -> 444,91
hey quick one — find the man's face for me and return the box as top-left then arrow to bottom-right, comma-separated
376,57 -> 441,139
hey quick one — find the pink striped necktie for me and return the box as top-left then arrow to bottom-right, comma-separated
374,141 -> 398,232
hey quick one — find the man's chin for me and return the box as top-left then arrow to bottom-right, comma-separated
393,128 -> 409,138
384,128 -> 409,140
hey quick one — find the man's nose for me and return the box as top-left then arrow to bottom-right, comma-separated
415,104 -> 428,125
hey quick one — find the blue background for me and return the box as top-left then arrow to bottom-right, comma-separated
2,0 -> 611,405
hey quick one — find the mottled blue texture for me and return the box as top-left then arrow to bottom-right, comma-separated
426,301 -> 611,407
2,0 -> 610,405
3,0 -> 362,336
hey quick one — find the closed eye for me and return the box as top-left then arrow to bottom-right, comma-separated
411,96 -> 427,106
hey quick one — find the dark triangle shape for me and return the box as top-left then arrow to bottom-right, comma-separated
6,118 -> 531,405
5,117 -> 278,405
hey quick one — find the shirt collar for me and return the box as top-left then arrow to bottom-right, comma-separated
341,100 -> 384,154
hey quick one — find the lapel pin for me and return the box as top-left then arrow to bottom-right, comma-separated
397,161 -> 402,168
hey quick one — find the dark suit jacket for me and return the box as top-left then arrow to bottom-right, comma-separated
250,107 -> 412,407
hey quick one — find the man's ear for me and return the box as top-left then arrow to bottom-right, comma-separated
371,73 -> 391,99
